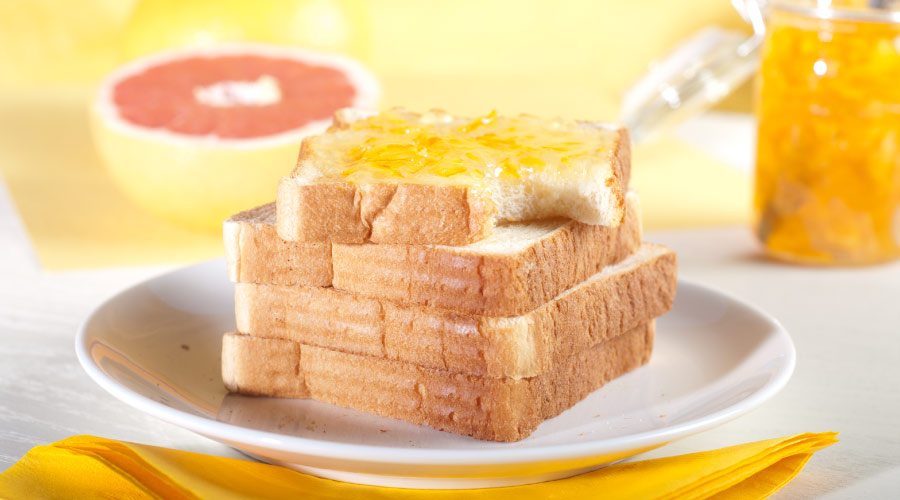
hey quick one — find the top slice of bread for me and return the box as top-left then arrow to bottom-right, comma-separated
276,108 -> 631,245
226,192 -> 641,316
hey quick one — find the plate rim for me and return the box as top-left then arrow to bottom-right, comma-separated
75,258 -> 795,467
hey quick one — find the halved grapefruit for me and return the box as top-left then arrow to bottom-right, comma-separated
91,43 -> 379,231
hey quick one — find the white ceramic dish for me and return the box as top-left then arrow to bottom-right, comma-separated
76,258 -> 795,489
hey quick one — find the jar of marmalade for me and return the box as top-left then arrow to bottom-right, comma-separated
754,2 -> 900,265
621,1 -> 900,265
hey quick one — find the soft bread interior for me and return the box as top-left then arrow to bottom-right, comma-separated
463,191 -> 640,254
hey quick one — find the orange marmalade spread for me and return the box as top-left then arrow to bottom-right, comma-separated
754,7 -> 900,265
327,109 -> 613,185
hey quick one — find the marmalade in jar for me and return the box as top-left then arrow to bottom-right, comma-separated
754,6 -> 900,265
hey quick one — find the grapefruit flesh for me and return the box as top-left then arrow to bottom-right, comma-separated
91,44 -> 379,231
113,55 -> 357,138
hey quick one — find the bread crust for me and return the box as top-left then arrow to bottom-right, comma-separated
608,126 -> 632,225
276,177 -> 497,245
224,203 -> 332,286
332,192 -> 641,316
234,244 -> 676,378
221,321 -> 654,442
222,334 -> 309,398
227,194 -> 641,316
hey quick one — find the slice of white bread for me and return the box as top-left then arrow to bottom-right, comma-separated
222,203 -> 332,286
222,320 -> 654,442
224,202 -> 332,287
226,192 -> 641,315
235,243 -> 676,378
276,108 -> 631,245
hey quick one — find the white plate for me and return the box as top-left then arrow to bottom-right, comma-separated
76,259 -> 795,489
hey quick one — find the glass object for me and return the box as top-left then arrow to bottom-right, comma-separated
622,0 -> 900,265
621,1 -> 768,141
755,2 -> 900,265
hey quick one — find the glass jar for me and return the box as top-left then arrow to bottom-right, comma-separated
621,1 -> 900,265
754,2 -> 900,265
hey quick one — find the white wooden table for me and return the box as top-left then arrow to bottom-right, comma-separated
1,114 -> 899,498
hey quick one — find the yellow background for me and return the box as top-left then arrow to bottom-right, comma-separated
0,0 -> 753,269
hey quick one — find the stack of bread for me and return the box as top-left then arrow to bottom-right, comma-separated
221,108 -> 677,442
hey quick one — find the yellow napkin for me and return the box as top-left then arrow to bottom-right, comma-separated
0,433 -> 836,499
